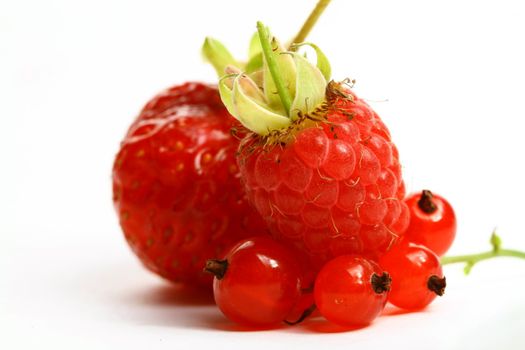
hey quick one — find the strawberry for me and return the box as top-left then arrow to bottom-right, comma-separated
217,23 -> 409,268
112,82 -> 265,287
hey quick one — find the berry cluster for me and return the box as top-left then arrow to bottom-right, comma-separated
112,0 -> 524,332
204,189 -> 453,328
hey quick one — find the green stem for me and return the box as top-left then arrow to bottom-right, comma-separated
441,231 -> 525,274
290,0 -> 332,47
257,22 -> 293,116
442,249 -> 525,265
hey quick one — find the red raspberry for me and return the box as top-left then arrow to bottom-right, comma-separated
112,82 -> 265,287
213,25 -> 409,268
238,84 -> 408,266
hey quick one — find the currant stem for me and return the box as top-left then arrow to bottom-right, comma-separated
427,275 -> 446,296
441,231 -> 525,274
204,259 -> 229,280
441,249 -> 525,269
256,22 -> 293,116
290,0 -> 332,47
371,272 -> 392,294
284,304 -> 316,326
418,189 -> 437,214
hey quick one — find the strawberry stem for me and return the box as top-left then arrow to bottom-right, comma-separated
290,0 -> 332,47
441,231 -> 525,274
257,21 -> 293,116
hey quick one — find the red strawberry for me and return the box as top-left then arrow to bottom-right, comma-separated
218,24 -> 409,268
112,82 -> 265,287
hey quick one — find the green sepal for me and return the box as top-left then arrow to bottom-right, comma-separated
237,74 -> 267,106
245,32 -> 264,73
230,75 -> 291,135
245,53 -> 263,73
218,75 -> 237,116
288,52 -> 327,121
202,37 -> 239,76
248,32 -> 262,59
291,42 -> 332,81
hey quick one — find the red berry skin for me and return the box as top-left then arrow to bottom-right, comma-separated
112,82 -> 265,288
211,236 -> 303,328
238,87 -> 408,267
379,242 -> 444,310
405,191 -> 457,256
314,256 -> 389,327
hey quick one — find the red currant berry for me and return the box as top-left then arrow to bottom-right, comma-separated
205,236 -> 303,328
314,256 -> 390,327
405,190 -> 456,256
379,241 -> 446,310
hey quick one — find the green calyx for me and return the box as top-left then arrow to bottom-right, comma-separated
202,22 -> 332,136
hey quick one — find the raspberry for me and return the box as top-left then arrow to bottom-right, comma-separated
238,89 -> 408,265
213,24 -> 409,267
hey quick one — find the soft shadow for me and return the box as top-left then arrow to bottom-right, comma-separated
113,275 -> 287,331
67,261 -> 226,330
300,318 -> 368,333
381,303 -> 427,317
114,283 -> 224,329
127,283 -> 215,307
206,318 -> 288,332
69,262 -> 374,333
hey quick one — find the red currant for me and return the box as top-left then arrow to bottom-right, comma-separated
205,236 -> 304,328
379,241 -> 446,310
314,256 -> 390,327
405,190 -> 456,256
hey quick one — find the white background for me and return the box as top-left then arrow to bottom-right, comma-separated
2,0 -> 525,348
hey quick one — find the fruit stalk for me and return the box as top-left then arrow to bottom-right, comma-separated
204,259 -> 229,280
284,304 -> 316,326
441,231 -> 525,274
257,22 -> 293,115
290,0 -> 332,47
427,275 -> 446,296
417,189 -> 437,213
